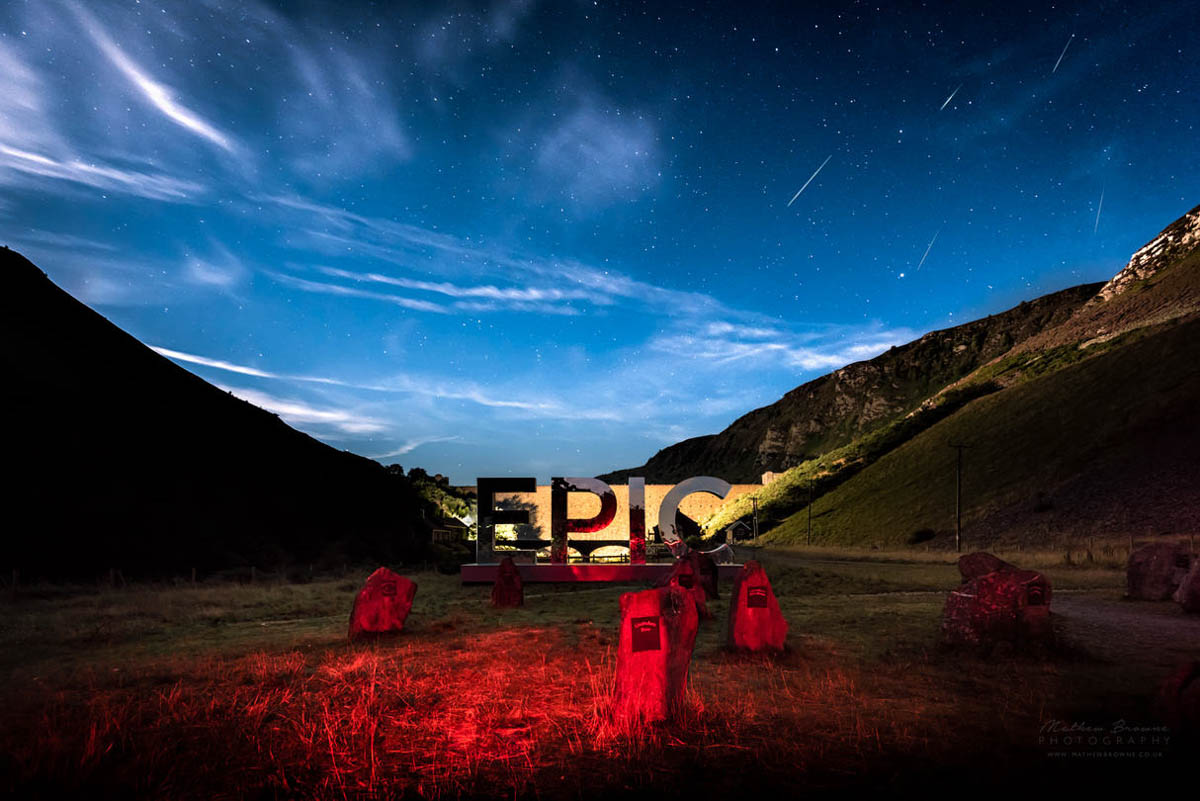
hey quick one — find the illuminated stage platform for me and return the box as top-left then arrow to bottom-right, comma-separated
460,562 -> 745,584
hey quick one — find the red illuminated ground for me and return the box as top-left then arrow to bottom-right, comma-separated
1,549 -> 1194,798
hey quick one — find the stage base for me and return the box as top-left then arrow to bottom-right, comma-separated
461,562 -> 744,584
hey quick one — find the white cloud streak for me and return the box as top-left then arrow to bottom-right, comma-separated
265,271 -> 451,314
0,144 -> 203,201
68,2 -> 237,153
216,384 -> 387,434
370,436 -> 462,461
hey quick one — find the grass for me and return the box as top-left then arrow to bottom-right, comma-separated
702,382 -> 1002,536
0,551 -> 1188,799
761,314 -> 1200,549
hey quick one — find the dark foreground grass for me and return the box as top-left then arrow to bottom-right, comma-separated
0,557 -> 1189,799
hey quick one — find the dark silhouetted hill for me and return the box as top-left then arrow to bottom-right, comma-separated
0,247 -> 429,579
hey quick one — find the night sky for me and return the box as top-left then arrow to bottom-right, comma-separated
2,0 -> 1197,483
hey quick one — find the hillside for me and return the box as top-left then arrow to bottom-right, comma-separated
766,312 -> 1200,547
601,283 -> 1100,484
0,247 -> 429,578
701,202 -> 1200,545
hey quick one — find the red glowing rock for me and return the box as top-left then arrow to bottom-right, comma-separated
657,551 -> 716,618
613,585 -> 699,725
727,560 -> 788,652
1159,662 -> 1200,734
1175,560 -> 1200,613
347,567 -> 417,639
942,565 -> 1053,648
1127,543 -> 1193,601
491,556 -> 524,608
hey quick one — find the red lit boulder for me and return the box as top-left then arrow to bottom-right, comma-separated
1159,662 -> 1200,735
613,585 -> 699,725
657,552 -> 713,618
1175,560 -> 1200,614
347,567 -> 417,639
942,562 -> 1053,648
491,556 -> 524,608
1127,543 -> 1193,601
727,560 -> 787,652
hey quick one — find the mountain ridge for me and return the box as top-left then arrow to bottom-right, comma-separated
601,203 -> 1200,489
1,247 -> 429,578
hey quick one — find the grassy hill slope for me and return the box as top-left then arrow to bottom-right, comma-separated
765,313 -> 1200,548
601,283 -> 1099,484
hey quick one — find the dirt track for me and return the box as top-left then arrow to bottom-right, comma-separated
1053,595 -> 1200,673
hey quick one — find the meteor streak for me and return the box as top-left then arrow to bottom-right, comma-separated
787,154 -> 833,207
1094,189 -> 1104,233
940,84 -> 962,111
1052,34 -> 1075,74
916,229 -> 939,271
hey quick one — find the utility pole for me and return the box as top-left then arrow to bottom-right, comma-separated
949,443 -> 969,553
752,497 -> 759,540
807,478 -> 813,546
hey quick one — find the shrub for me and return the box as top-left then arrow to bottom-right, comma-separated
430,542 -> 473,574
907,528 -> 936,545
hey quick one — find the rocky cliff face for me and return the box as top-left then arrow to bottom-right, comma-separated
1007,202 -> 1200,355
600,282 -> 1100,484
1098,204 -> 1200,301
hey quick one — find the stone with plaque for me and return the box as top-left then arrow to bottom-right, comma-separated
727,560 -> 787,652
613,585 -> 699,725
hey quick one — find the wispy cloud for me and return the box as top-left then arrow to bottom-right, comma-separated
153,344 -> 630,422
534,102 -> 659,206
68,2 -> 237,154
258,194 -> 731,321
0,144 -> 204,201
283,36 -> 410,174
216,384 -> 387,435
317,266 -> 593,304
648,319 -> 915,371
370,435 -> 462,461
265,271 -> 451,314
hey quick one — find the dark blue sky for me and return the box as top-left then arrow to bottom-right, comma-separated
2,0 -> 1197,483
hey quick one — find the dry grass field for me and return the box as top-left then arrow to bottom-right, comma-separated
0,548 -> 1193,799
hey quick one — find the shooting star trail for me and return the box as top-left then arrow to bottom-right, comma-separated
940,84 -> 962,111
787,154 -> 833,207
916,229 -> 940,271
1094,189 -> 1104,233
1052,34 -> 1075,74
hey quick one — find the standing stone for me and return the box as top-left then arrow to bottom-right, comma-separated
727,560 -> 788,652
347,567 -> 417,639
491,556 -> 524,608
694,550 -> 719,600
1175,560 -> 1200,613
1127,543 -> 1193,600
657,552 -> 712,618
942,565 -> 1052,648
613,585 -> 699,725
